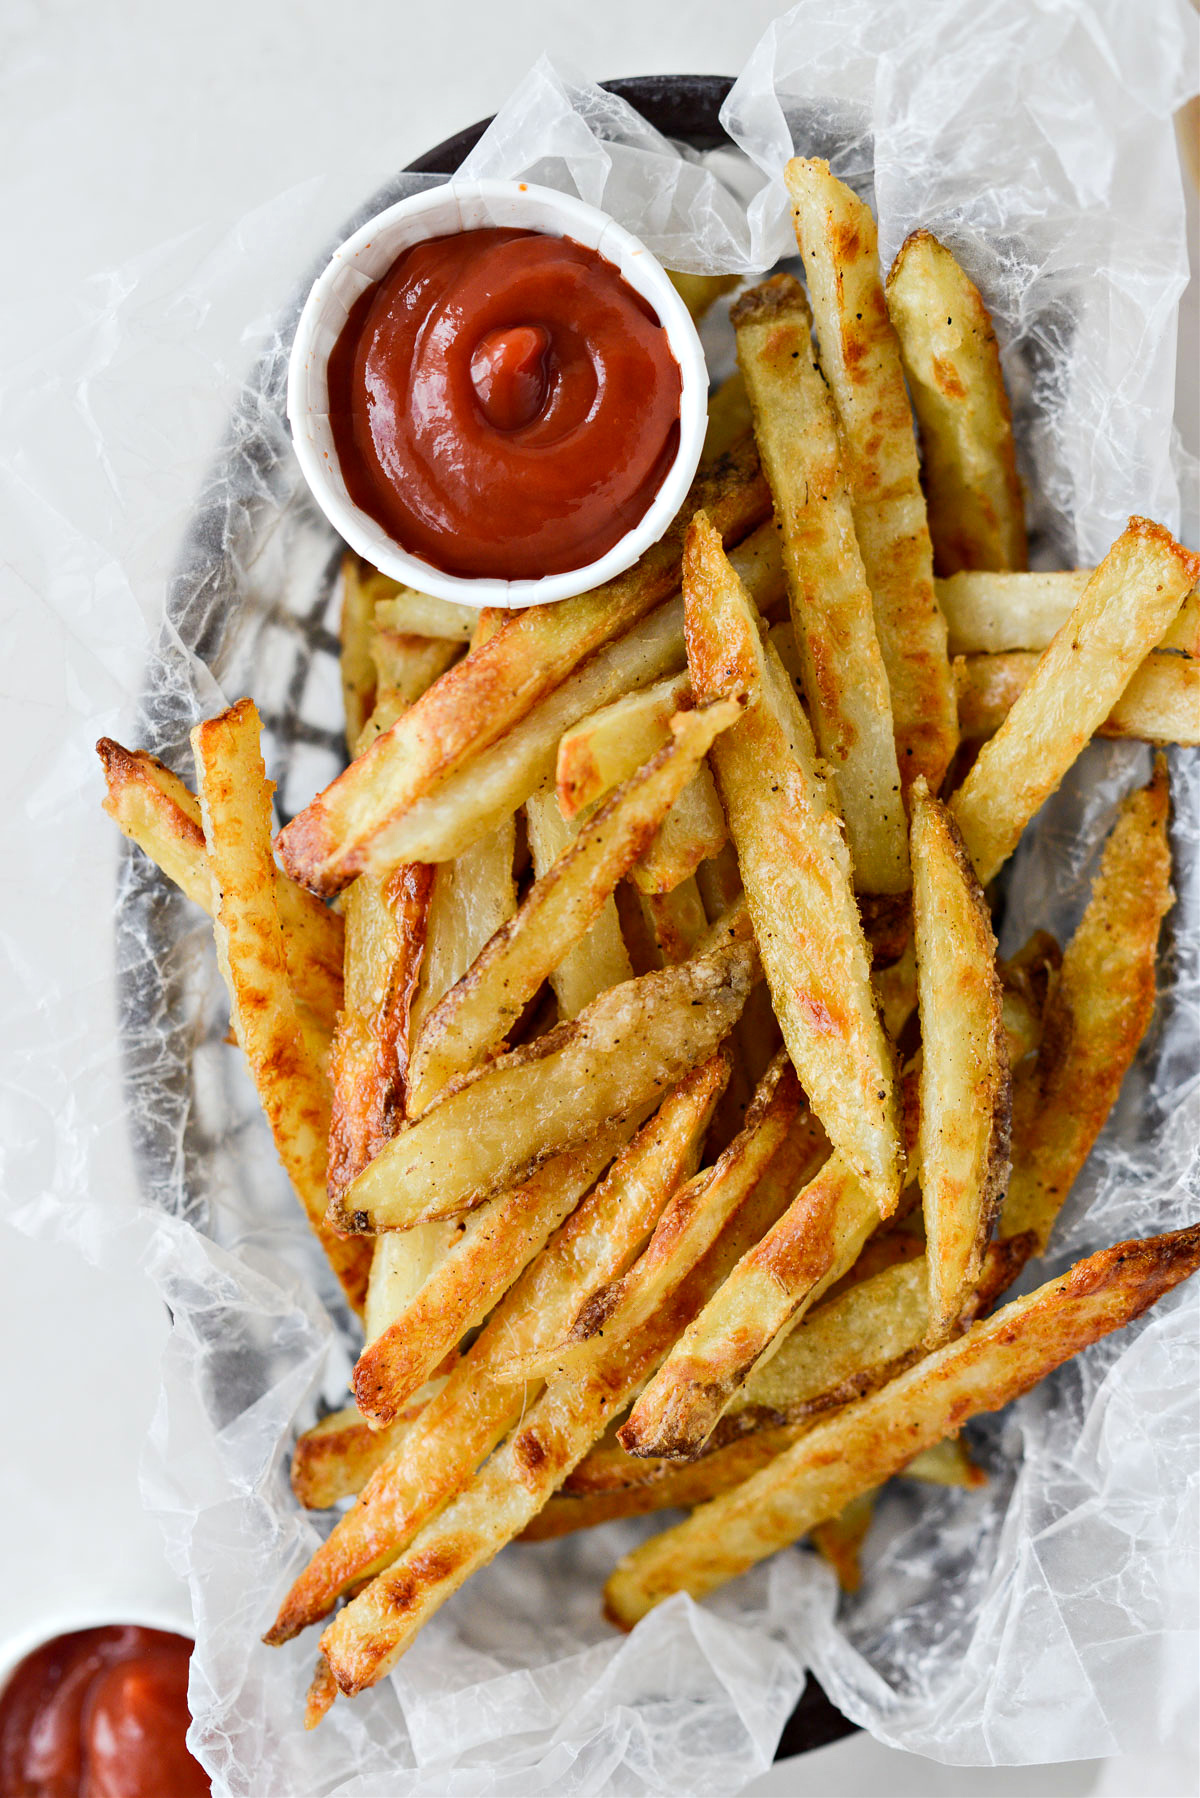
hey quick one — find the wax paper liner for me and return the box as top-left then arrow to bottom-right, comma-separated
1,1 -> 1198,1791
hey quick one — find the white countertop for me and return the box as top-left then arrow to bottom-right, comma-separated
1,3 -> 1196,1793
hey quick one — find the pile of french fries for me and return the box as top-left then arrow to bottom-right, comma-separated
98,158 -> 1200,1727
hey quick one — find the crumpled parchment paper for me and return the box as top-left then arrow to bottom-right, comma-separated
0,1 -> 1197,1792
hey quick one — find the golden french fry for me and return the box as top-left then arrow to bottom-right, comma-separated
97,738 -> 344,1034
668,269 -> 740,322
339,555 -> 380,751
812,1491 -> 876,1592
875,937 -> 918,1044
304,1653 -> 339,1731
1002,761 -> 1173,1251
785,157 -> 957,797
703,369 -> 754,464
619,1148 -> 879,1460
191,700 -> 371,1315
556,672 -> 693,819
885,230 -> 1026,576
265,1056 -> 726,1642
911,781 -> 1011,1341
406,701 -> 740,1109
374,589 -> 477,642
604,1222 -> 1200,1627
949,520 -> 1199,882
291,1401 -> 426,1512
903,1434 -> 987,1489
524,788 -> 633,1019
276,441 -> 769,896
332,919 -> 758,1232
684,512 -> 903,1206
954,649 -> 1200,748
358,631 -> 461,747
640,878 -> 710,967
940,572 -> 1200,659
407,820 -> 516,1053
327,862 -> 433,1201
630,768 -> 728,894
732,273 -> 908,894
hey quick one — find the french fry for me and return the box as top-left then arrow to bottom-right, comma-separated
191,700 -> 371,1315
911,780 -> 1011,1341
732,273 -> 908,894
885,230 -> 1027,576
524,789 -> 633,1019
684,512 -> 903,1205
326,861 -> 433,1201
812,1492 -> 876,1592
938,571 -> 1200,658
556,672 -> 693,819
358,631 -> 461,744
506,1052 -> 819,1386
949,520 -> 1199,882
604,1223 -> 1200,1627
352,1128 -> 633,1426
703,369 -> 754,464
265,1057 -> 726,1642
97,739 -> 344,1034
668,269 -> 740,322
640,878 -> 710,967
374,588 -> 477,642
339,555 -> 380,751
904,1434 -> 987,1489
785,157 -> 958,797
405,701 -> 740,1109
1002,761 -> 1173,1252
875,937 -> 918,1044
291,1401 -> 428,1512
407,820 -> 516,1053
304,1654 -> 338,1732
331,917 -> 758,1231
277,440 -> 770,896
954,649 -> 1200,748
619,1148 -> 879,1459
318,1120 -> 810,1696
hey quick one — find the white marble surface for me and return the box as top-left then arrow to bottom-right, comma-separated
0,3 -> 1196,1793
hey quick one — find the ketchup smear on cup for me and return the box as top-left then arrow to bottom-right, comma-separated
327,226 -> 682,581
0,1627 -> 209,1797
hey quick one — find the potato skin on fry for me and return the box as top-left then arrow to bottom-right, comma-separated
604,1222 -> 1200,1628
911,780 -> 1011,1342
885,229 -> 1026,577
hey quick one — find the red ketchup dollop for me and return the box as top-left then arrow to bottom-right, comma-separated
0,1627 -> 209,1798
327,226 -> 682,581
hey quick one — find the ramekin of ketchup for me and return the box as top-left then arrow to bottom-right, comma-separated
0,1624 -> 209,1797
288,179 -> 708,608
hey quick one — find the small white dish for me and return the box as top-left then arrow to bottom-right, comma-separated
0,1599 -> 195,1699
287,177 -> 708,610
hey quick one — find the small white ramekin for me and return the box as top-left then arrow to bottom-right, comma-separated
287,178 -> 708,610
0,1600 -> 195,1702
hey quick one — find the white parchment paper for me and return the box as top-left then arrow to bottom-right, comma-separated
1,2 -> 1197,1792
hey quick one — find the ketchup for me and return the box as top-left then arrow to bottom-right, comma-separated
327,227 -> 682,581
0,1628 -> 209,1798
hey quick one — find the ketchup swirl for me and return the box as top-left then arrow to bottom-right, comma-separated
327,227 -> 682,581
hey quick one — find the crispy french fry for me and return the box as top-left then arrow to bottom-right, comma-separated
684,512 -> 902,1205
604,1223 -> 1200,1627
277,440 -> 769,896
327,862 -> 433,1201
619,1148 -> 880,1459
911,781 -> 1011,1341
556,673 -> 694,819
407,821 -> 516,1055
524,789 -> 633,1019
406,701 -> 740,1109
353,1128 -> 633,1426
507,1052 -> 819,1387
97,739 -> 344,1034
191,701 -> 370,1315
331,918 -> 758,1232
339,556 -> 380,751
265,1056 -> 726,1642
903,1434 -> 987,1489
732,273 -> 908,894
954,649 -> 1200,748
631,767 -> 728,894
703,369 -> 754,464
304,1653 -> 338,1731
1001,762 -> 1173,1251
812,1491 -> 876,1591
640,878 -> 710,967
785,157 -> 957,797
875,937 -> 918,1044
938,571 -> 1200,658
885,230 -> 1027,576
375,589 -> 477,642
318,1119 -> 807,1695
291,1402 -> 423,1512
949,520 -> 1199,882
668,269 -> 740,322
358,631 -> 461,747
